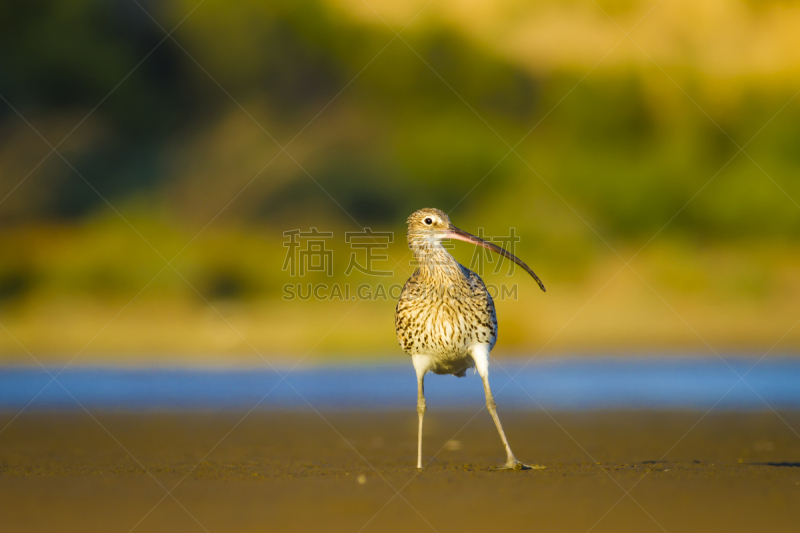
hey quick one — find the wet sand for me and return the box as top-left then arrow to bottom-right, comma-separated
1,410 -> 799,532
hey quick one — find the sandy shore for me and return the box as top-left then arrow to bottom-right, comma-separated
1,410 -> 799,532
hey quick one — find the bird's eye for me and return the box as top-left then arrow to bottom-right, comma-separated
424,217 -> 433,225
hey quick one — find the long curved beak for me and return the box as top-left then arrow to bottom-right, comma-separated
446,224 -> 546,292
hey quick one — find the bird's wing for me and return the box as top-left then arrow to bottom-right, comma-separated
395,273 -> 422,353
460,265 -> 498,346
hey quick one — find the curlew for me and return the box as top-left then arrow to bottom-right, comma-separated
395,208 -> 546,470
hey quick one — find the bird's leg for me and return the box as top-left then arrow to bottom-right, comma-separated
472,346 -> 529,469
416,372 -> 426,469
479,373 -> 524,469
473,351 -> 544,471
412,354 -> 431,469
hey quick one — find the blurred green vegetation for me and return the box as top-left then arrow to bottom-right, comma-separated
1,0 -> 800,358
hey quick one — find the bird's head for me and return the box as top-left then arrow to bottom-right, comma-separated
406,208 -> 451,240
405,208 -> 546,292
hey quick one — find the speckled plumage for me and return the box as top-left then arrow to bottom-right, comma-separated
395,262 -> 496,376
395,208 -> 546,470
395,213 -> 497,376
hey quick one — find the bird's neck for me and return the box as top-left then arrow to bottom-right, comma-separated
411,242 -> 464,285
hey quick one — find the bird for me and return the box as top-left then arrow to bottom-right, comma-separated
395,208 -> 546,470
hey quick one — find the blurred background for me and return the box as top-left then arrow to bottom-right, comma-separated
2,0 -> 800,366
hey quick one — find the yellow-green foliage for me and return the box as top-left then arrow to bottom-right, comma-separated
2,0 -> 800,359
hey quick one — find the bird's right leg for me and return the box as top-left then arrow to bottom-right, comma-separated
416,372 -> 426,469
412,354 -> 430,470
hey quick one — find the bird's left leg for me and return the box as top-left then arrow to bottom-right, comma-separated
472,345 -> 542,471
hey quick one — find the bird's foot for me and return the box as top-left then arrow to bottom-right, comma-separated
490,459 -> 546,471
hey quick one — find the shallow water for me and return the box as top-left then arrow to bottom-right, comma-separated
1,357 -> 798,411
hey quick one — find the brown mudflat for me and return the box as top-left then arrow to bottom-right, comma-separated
1,411 -> 799,532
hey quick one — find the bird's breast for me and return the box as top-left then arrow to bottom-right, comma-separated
395,270 -> 497,365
